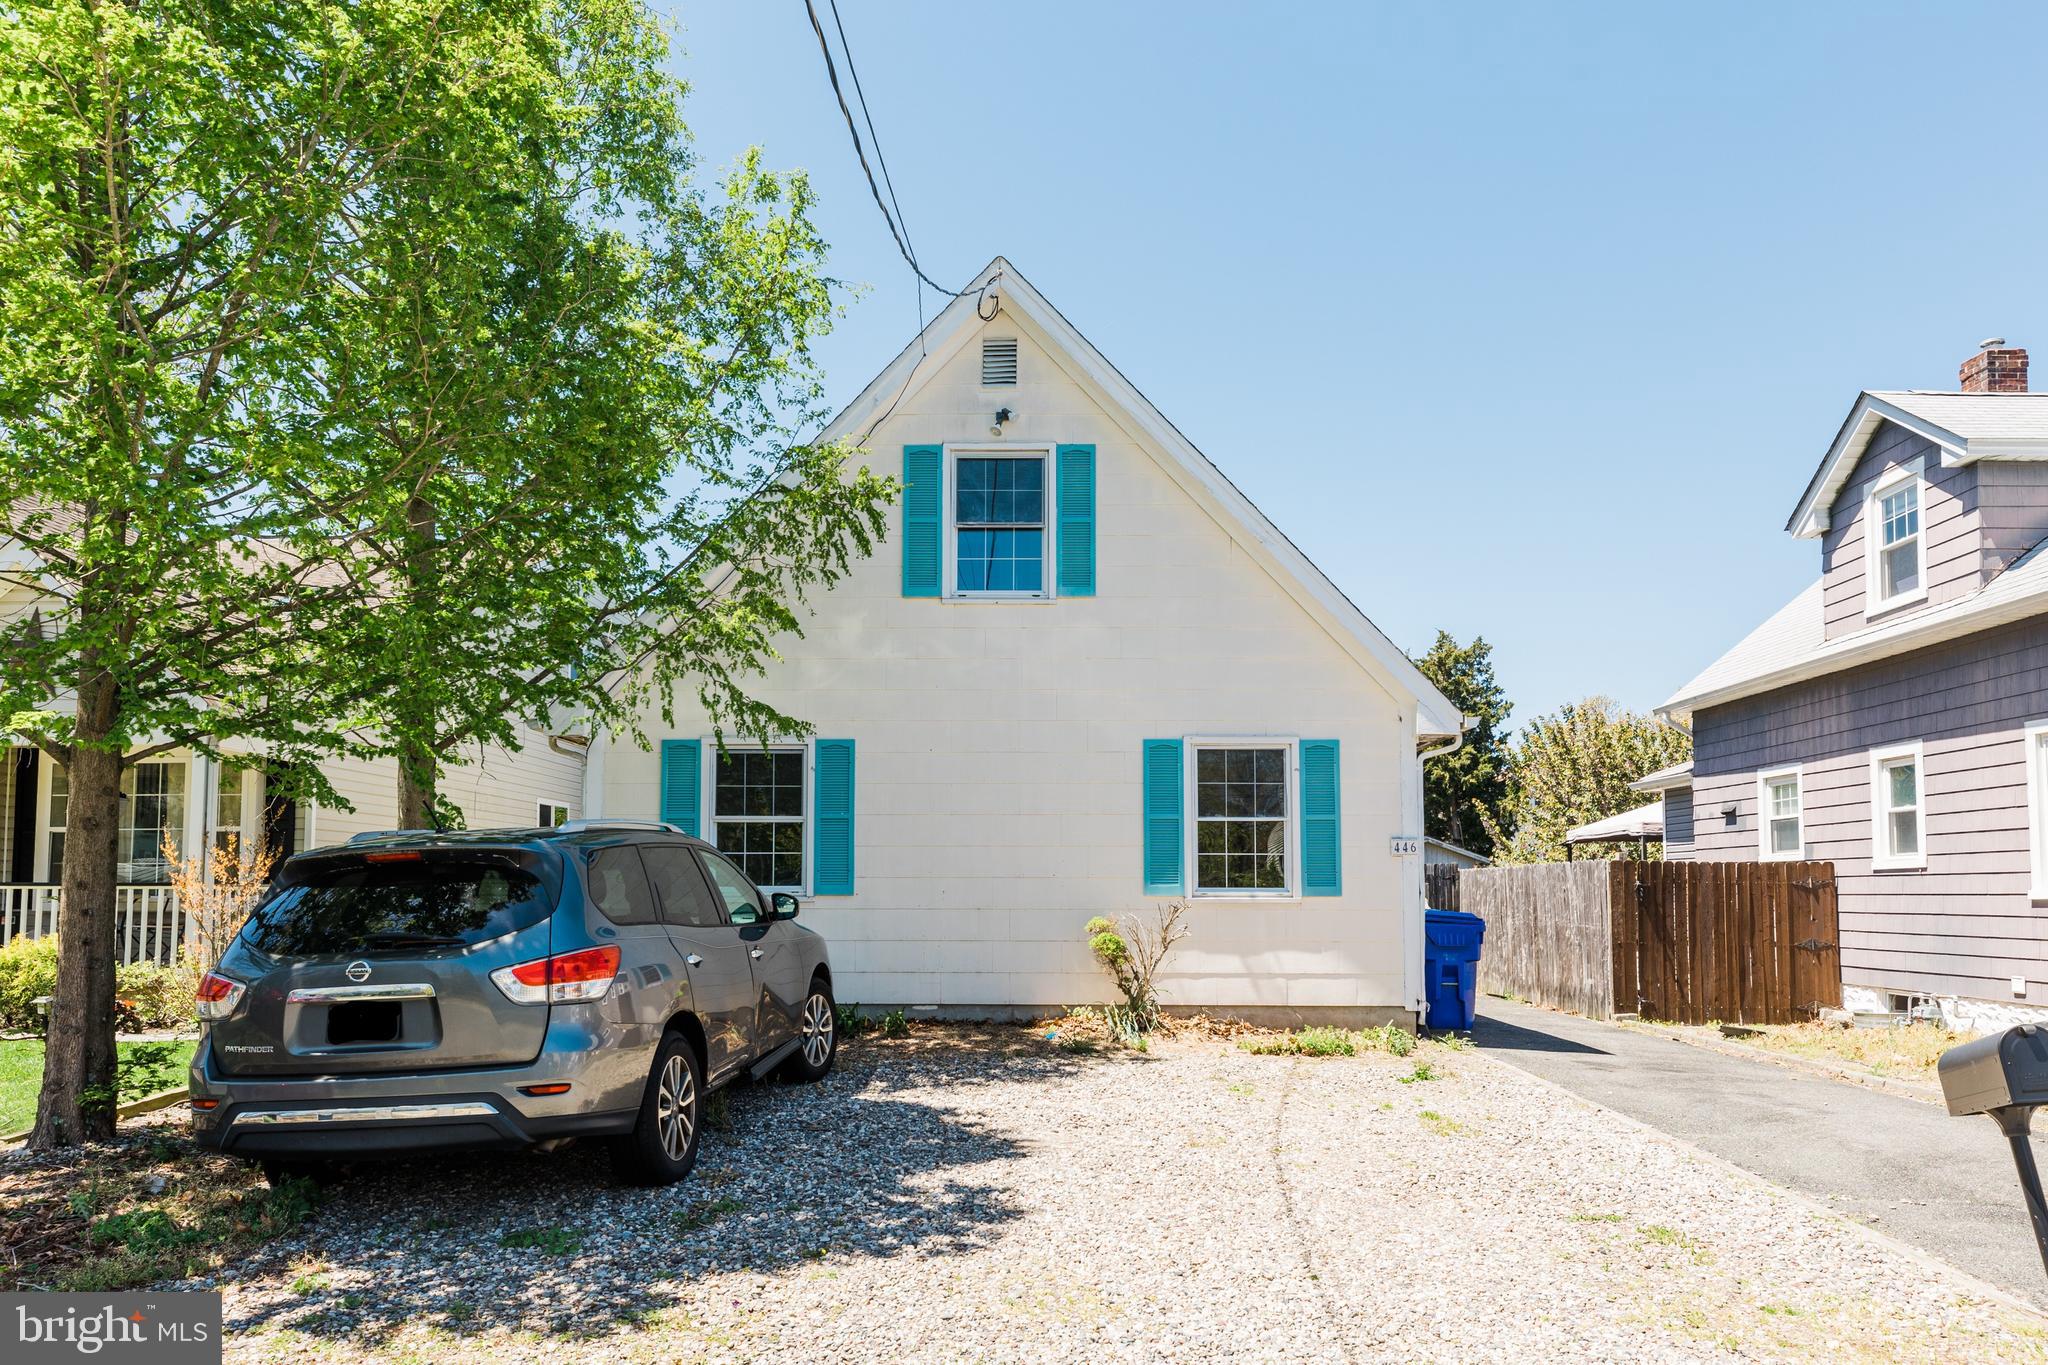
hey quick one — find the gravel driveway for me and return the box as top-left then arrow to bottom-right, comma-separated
201,1027 -> 2047,1363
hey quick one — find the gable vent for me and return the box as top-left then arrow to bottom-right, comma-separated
981,337 -> 1018,386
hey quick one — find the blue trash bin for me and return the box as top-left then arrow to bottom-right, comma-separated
1424,907 -> 1486,1032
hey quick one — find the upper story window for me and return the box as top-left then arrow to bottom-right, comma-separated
1866,467 -> 1925,613
1870,741 -> 1925,871
1757,767 -> 1803,860
950,451 -> 1048,597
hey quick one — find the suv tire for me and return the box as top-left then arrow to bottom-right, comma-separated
612,1032 -> 703,1186
779,980 -> 838,1083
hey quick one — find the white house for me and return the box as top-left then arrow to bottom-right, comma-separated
584,258 -> 1462,1024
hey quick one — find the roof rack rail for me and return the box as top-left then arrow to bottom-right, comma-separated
345,829 -> 438,844
554,819 -> 688,836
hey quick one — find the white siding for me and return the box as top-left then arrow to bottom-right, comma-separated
307,730 -> 584,845
598,309 -> 1421,1015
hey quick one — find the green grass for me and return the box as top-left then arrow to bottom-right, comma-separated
499,1225 -> 582,1256
0,1038 -> 196,1135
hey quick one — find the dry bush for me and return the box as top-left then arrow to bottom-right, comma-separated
163,834 -> 278,979
1084,901 -> 1191,1040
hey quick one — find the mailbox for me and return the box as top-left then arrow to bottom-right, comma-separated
1939,1024 -> 2048,1280
1938,1026 -> 2048,1116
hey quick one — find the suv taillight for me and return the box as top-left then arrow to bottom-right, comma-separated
489,946 -> 620,1005
195,971 -> 246,1021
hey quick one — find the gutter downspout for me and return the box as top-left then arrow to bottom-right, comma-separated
1409,714 -> 1470,1023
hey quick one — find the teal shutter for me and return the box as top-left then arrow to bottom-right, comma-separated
1056,444 -> 1096,597
659,739 -> 701,837
1300,739 -> 1341,896
902,445 -> 942,597
1142,739 -> 1184,895
813,739 -> 856,895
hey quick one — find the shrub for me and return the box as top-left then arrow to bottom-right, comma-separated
878,1009 -> 909,1039
1083,901 -> 1190,1039
116,961 -> 198,1031
0,936 -> 61,1033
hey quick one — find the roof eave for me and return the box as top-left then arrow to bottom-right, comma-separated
1659,591 -> 2048,720
1785,393 -> 1970,538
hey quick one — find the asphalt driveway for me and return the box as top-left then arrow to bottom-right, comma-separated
1476,996 -> 2048,1308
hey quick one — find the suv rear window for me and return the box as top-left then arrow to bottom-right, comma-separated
244,849 -> 561,956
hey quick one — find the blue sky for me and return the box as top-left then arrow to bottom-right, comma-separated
664,3 -> 2048,730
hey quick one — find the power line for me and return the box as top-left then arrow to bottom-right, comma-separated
803,0 -> 970,299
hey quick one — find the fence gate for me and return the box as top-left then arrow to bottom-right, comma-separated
1613,860 -> 1839,1025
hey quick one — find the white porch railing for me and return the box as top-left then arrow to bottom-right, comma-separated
1,885 -> 190,966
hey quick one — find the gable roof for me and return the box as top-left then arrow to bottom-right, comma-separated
818,257 -> 1463,738
1659,541 -> 2048,720
1786,390 -> 2048,538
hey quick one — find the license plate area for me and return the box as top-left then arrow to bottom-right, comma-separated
327,1001 -> 403,1046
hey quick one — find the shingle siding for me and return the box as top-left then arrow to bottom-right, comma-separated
1821,422 -> 1979,640
1689,611 -> 2048,1004
1662,787 -> 1694,860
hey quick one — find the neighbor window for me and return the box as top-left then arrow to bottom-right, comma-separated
1869,473 -> 1923,609
1871,743 -> 1925,870
50,761 -> 188,885
953,454 -> 1046,595
1193,745 -> 1291,894
1758,768 -> 1803,859
212,763 -> 255,865
713,748 -> 805,890
537,801 -> 571,828
2028,722 -> 2048,900
119,761 -> 186,884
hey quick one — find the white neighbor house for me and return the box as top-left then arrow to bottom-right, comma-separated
583,259 -> 1463,1024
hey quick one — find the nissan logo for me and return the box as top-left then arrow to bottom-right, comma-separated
345,961 -> 372,984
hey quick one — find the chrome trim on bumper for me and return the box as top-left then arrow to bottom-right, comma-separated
286,983 -> 436,1004
230,1101 -> 498,1127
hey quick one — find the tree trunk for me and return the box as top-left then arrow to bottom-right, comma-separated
29,674 -> 123,1149
395,495 -> 440,829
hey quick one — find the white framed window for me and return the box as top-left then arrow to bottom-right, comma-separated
707,742 -> 808,892
942,444 -> 1055,600
41,759 -> 187,884
210,761 -> 264,867
1869,741 -> 1926,871
2026,721 -> 2048,900
1757,766 -> 1804,860
1186,737 -> 1297,898
1864,463 -> 1927,614
537,801 -> 571,829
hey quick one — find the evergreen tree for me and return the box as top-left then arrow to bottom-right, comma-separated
1413,631 -> 1513,857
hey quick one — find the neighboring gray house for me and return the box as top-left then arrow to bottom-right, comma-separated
1640,340 -> 2048,1029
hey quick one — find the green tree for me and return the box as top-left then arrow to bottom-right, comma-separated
286,5 -> 890,826
0,0 -> 707,1147
1484,697 -> 1690,864
1412,631 -> 1512,857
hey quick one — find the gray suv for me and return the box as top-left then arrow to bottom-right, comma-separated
188,821 -> 836,1186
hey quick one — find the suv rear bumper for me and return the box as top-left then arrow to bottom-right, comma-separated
188,1033 -> 644,1158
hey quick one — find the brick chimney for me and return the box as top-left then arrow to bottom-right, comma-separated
1960,338 -> 2028,393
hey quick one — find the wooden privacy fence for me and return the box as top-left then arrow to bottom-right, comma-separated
1424,863 -> 1461,911
1463,863 -> 1615,1017
1460,860 -> 1841,1024
1617,861 -> 1841,1025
